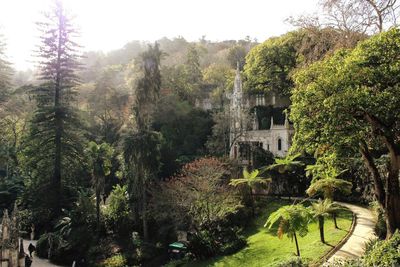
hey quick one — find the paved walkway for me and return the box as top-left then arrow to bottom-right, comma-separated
23,240 -> 63,267
326,202 -> 377,263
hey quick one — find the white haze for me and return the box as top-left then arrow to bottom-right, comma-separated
0,0 -> 319,70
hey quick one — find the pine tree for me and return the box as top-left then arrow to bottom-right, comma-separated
124,43 -> 163,241
26,0 -> 83,219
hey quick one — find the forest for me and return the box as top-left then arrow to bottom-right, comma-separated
1,0 -> 400,266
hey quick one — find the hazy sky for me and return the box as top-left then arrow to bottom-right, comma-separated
0,0 -> 320,70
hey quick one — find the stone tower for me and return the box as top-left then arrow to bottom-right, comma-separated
0,206 -> 25,267
229,63 -> 245,158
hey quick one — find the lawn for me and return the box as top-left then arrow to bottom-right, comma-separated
188,198 -> 353,267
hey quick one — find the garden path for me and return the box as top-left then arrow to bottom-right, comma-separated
326,202 -> 376,263
23,239 -> 63,267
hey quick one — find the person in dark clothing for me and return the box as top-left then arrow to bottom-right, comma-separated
25,254 -> 32,267
28,243 -> 36,257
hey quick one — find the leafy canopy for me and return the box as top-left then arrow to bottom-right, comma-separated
265,204 -> 312,240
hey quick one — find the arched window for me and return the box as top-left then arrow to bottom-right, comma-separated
278,138 -> 282,151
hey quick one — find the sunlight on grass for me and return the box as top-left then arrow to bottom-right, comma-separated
190,199 -> 353,267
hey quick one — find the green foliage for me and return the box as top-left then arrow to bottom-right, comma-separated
104,185 -> 131,237
311,199 -> 343,242
370,201 -> 387,239
188,227 -> 246,259
205,107 -> 230,157
244,33 -> 298,95
363,231 -> 400,266
227,45 -> 247,70
153,157 -> 242,229
273,256 -> 304,267
307,177 -> 352,200
161,44 -> 203,103
153,95 -> 213,177
23,0 -> 85,219
229,168 -> 271,188
291,28 -> 400,155
190,200 -> 353,267
264,153 -> 303,174
35,190 -> 97,264
312,199 -> 341,219
0,33 -> 12,103
101,254 -> 128,267
124,43 -> 163,240
202,63 -> 235,107
265,204 -> 312,240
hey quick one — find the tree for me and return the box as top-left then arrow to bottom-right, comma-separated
87,65 -> 128,144
0,34 -> 12,103
153,157 -> 241,229
104,185 -> 131,237
124,43 -> 163,241
291,28 -> 400,238
229,168 -> 271,217
227,45 -> 247,70
202,63 -> 235,107
85,141 -> 113,228
311,199 -> 342,243
263,153 -> 303,174
321,0 -> 399,34
265,204 -> 312,256
244,34 -> 297,95
26,0 -> 83,217
306,176 -> 352,200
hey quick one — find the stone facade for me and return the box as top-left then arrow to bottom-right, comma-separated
0,205 -> 25,267
229,64 -> 294,164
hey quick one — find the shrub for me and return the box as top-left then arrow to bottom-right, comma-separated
18,209 -> 34,239
370,201 -> 386,239
101,254 -> 127,267
363,231 -> 400,266
35,233 -> 50,258
104,185 -> 132,237
273,257 -> 304,267
187,226 -> 247,259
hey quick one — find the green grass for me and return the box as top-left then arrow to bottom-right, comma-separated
189,199 -> 353,267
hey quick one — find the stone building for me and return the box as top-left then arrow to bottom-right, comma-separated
229,64 -> 294,164
0,206 -> 25,267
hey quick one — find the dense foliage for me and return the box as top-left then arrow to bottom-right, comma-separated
2,0 -> 400,265
291,28 -> 400,237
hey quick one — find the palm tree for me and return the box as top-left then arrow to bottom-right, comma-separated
262,153 -> 303,199
263,153 -> 303,174
306,177 -> 352,200
311,199 -> 342,243
230,168 -> 271,217
306,163 -> 352,228
86,141 -> 113,228
265,204 -> 312,256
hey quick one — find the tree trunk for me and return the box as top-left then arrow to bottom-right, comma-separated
319,216 -> 325,243
96,189 -> 101,230
363,114 -> 400,238
333,213 -> 338,229
52,11 -> 64,217
385,186 -> 400,238
385,140 -> 400,238
293,231 -> 300,257
249,186 -> 255,217
142,180 -> 148,241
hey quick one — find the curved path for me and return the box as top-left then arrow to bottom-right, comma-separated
23,240 -> 63,267
326,202 -> 377,264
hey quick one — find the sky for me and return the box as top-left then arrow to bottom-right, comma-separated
0,0 -> 320,70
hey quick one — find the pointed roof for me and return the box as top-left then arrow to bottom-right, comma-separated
234,61 -> 242,94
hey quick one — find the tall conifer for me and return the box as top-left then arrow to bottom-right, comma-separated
27,0 -> 83,218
